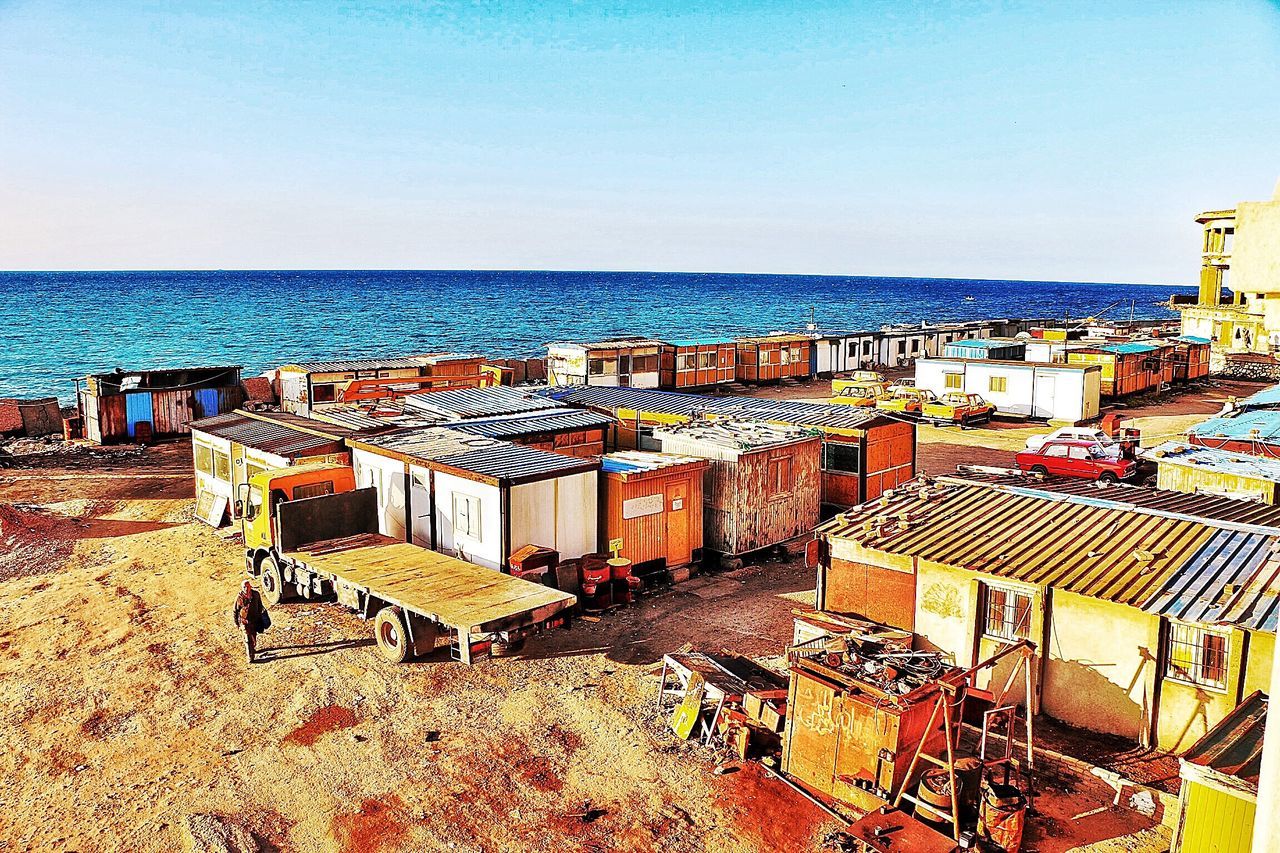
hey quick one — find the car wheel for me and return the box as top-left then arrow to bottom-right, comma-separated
1029,465 -> 1048,477
1098,472 -> 1118,484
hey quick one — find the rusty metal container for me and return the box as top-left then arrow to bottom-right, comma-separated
599,452 -> 709,579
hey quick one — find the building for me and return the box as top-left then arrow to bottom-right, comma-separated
657,338 -> 736,389
275,354 -> 489,415
1146,441 -> 1280,504
1175,183 -> 1280,374
538,385 -> 916,509
914,358 -> 1101,423
444,409 -> 612,459
814,475 -> 1280,752
1169,336 -> 1213,383
651,420 -> 822,561
348,427 -> 600,571
809,330 -> 880,376
1189,410 -> 1280,457
1066,342 -> 1170,397
599,451 -> 709,581
940,338 -> 1026,361
402,386 -> 563,422
734,334 -> 813,383
1171,691 -> 1266,853
77,365 -> 243,444
189,410 -> 356,526
545,338 -> 662,388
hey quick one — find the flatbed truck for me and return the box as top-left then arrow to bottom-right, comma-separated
238,463 -> 577,664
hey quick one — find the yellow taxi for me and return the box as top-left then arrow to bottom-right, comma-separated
828,382 -> 891,407
875,387 -> 937,416
920,392 -> 996,425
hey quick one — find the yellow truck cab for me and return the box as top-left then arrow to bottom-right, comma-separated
875,387 -> 936,416
828,382 -> 890,407
921,392 -> 996,425
239,462 -> 356,556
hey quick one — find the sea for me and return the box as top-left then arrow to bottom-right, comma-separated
0,270 -> 1194,402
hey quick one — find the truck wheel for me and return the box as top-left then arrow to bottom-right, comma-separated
1029,465 -> 1048,477
1098,472 -> 1118,484
374,606 -> 411,664
259,559 -> 288,607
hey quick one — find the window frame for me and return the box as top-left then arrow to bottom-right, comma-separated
213,449 -> 231,482
821,441 -> 861,475
983,584 -> 1035,643
452,493 -> 483,541
989,375 -> 1008,393
194,442 -> 215,476
944,372 -> 963,389
767,455 -> 793,498
1165,622 -> 1230,692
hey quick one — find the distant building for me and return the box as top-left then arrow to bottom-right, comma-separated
1176,181 -> 1280,374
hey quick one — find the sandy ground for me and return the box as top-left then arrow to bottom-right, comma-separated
0,429 -> 1192,852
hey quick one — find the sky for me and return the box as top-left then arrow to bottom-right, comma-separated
0,1 -> 1277,282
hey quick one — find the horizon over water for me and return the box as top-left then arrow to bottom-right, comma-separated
1,270 -> 1193,401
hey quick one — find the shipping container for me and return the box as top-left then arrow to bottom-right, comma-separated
276,354 -> 489,415
734,334 -> 813,383
1066,342 -> 1167,397
652,420 -> 821,559
77,366 -> 243,444
599,451 -> 709,581
658,338 -> 736,389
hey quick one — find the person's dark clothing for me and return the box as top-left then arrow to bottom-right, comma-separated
233,587 -> 266,662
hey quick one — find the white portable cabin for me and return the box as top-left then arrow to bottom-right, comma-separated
811,332 -> 879,376
546,338 -> 662,388
914,358 -> 1102,424
189,410 -> 354,527
349,427 -> 600,571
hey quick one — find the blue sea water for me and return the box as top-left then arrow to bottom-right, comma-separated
0,270 -> 1193,402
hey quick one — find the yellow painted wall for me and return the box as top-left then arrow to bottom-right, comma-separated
1155,463 -> 1277,504
1234,194 -> 1280,298
1158,626 -> 1248,754
1043,592 -> 1159,744
1177,779 -> 1255,853
1244,630 -> 1275,697
912,560 -> 979,668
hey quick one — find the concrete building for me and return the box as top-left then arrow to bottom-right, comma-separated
914,358 -> 1101,423
1177,181 -> 1280,373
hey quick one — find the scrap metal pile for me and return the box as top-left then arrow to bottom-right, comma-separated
789,625 -> 960,705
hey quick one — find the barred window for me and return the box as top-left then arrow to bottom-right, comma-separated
1166,623 -> 1229,690
984,585 -> 1033,642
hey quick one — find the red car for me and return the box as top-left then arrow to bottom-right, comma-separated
1015,439 -> 1138,483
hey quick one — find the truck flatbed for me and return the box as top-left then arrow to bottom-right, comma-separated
285,533 -> 576,638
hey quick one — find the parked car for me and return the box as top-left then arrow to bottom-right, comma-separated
1025,427 -> 1118,455
1016,439 -> 1138,483
876,387 -> 936,416
922,392 -> 996,425
829,382 -> 891,407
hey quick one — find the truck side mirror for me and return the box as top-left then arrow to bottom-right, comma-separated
234,500 -> 244,517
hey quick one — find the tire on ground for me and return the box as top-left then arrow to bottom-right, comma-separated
1029,465 -> 1048,477
259,557 -> 288,607
374,605 -> 412,664
1098,472 -> 1118,484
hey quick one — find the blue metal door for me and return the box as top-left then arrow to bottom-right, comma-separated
194,388 -> 221,421
125,392 -> 154,438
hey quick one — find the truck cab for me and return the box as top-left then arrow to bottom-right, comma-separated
239,463 -> 357,563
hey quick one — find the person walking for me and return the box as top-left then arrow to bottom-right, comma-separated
232,579 -> 269,663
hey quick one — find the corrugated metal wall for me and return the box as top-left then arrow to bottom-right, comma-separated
1178,781 -> 1254,853
602,468 -> 704,568
124,392 -> 154,439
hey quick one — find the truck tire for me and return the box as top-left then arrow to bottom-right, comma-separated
259,558 -> 288,607
374,606 -> 411,664
1029,465 -> 1048,478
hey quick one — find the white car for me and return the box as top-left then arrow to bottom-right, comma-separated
1025,427 -> 1119,455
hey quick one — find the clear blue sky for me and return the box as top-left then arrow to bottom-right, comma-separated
1,1 -> 1277,282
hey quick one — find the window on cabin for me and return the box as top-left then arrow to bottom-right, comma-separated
312,383 -> 337,403
677,353 -> 696,371
698,351 -> 716,369
767,456 -> 793,496
588,358 -> 607,376
633,354 -> 659,373
213,450 -> 231,481
847,341 -> 858,357
194,443 -> 214,475
984,585 -> 1033,642
453,494 -> 483,540
944,373 -> 963,389
822,442 -> 860,474
989,375 -> 1008,393
1166,623 -> 1229,690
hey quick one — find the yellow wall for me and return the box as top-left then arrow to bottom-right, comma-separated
912,559 -> 979,667
1156,463 -> 1278,505
1176,778 -> 1255,853
1158,626 -> 1248,754
1234,194 -> 1280,298
1244,630 -> 1275,697
1043,591 -> 1160,744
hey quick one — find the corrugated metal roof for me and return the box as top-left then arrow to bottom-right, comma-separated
280,355 -> 436,372
1175,335 -> 1212,345
1182,691 -> 1267,788
307,403 -> 436,432
735,333 -> 811,344
352,426 -> 598,482
1097,342 -> 1160,355
944,339 -> 1021,349
1142,529 -> 1280,632
539,385 -> 887,433
1144,441 -> 1280,481
946,471 -> 1280,528
549,337 -> 664,351
651,419 -> 819,451
190,411 -> 351,458
403,386 -> 560,420
444,408 -> 613,439
1190,411 -> 1280,441
601,451 -> 708,475
660,337 -> 736,347
1240,383 -> 1280,409
819,479 -> 1250,608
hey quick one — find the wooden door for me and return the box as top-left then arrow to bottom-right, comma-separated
666,480 -> 690,565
